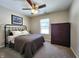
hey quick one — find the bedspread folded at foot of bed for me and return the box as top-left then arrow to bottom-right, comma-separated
14,34 -> 45,58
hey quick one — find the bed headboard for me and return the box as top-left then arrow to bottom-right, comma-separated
4,24 -> 27,47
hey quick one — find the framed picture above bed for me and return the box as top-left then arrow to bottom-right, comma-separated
11,15 -> 23,25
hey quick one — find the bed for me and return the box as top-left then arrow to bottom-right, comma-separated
5,24 -> 45,58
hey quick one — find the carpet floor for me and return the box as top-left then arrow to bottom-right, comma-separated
0,42 -> 76,58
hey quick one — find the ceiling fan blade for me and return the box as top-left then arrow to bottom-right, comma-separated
38,4 -> 46,9
26,0 -> 32,6
22,8 -> 31,10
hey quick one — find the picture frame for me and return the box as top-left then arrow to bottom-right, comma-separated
11,15 -> 23,25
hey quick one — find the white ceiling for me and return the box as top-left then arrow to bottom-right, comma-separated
0,0 -> 72,16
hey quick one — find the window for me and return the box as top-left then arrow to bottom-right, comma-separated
40,18 -> 49,34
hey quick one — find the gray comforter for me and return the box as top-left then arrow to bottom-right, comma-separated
14,34 -> 44,58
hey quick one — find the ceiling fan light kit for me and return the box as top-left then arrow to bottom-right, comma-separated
31,3 -> 38,14
32,9 -> 38,14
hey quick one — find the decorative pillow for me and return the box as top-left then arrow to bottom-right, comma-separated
21,30 -> 29,35
11,31 -> 22,36
9,32 -> 13,36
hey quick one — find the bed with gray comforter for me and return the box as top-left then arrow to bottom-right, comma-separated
14,34 -> 45,58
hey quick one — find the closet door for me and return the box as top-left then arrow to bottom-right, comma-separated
51,23 -> 70,47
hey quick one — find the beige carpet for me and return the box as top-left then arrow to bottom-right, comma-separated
0,42 -> 75,58
34,42 -> 75,58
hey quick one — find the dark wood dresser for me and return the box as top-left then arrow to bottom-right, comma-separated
51,23 -> 70,47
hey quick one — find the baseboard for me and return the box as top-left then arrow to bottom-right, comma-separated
71,47 -> 79,58
45,40 -> 51,42
45,39 -> 51,42
0,45 -> 4,48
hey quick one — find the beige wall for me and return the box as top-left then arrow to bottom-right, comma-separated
30,11 -> 69,41
0,5 -> 30,47
70,0 -> 79,57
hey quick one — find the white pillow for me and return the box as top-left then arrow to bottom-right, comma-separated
11,31 -> 22,36
21,30 -> 29,35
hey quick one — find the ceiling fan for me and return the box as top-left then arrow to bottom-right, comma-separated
22,0 -> 46,14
